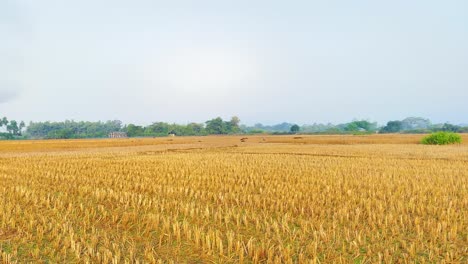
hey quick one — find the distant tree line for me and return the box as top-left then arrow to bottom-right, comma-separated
244,117 -> 468,135
22,117 -> 241,139
123,117 -> 241,137
245,120 -> 379,134
379,117 -> 468,133
0,116 -> 467,140
26,120 -> 123,139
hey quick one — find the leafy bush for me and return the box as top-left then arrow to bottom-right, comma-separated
421,132 -> 462,145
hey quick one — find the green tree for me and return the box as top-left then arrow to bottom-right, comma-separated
7,120 -> 20,135
1,117 -> 8,127
227,116 -> 241,134
205,117 -> 227,135
186,123 -> 205,135
146,122 -> 170,136
380,121 -> 403,133
19,121 -> 26,133
401,117 -> 431,130
125,124 -> 145,137
290,124 -> 300,133
48,128 -> 73,139
344,120 -> 377,132
441,123 -> 460,132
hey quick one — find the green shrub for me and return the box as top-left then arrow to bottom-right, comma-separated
421,132 -> 462,145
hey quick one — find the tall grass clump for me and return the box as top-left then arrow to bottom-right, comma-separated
421,131 -> 462,145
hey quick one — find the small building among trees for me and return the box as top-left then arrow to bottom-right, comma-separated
108,132 -> 128,138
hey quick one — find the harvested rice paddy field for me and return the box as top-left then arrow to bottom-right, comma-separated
0,134 -> 467,263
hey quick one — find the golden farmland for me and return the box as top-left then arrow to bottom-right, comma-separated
0,135 -> 467,263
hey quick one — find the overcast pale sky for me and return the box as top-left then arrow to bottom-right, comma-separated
1,0 -> 467,125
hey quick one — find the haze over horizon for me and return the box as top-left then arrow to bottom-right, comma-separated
1,0 -> 467,126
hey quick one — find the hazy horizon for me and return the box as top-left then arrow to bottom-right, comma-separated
1,0 -> 467,126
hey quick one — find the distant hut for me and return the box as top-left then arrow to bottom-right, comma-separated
108,132 -> 128,138
168,130 -> 176,137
